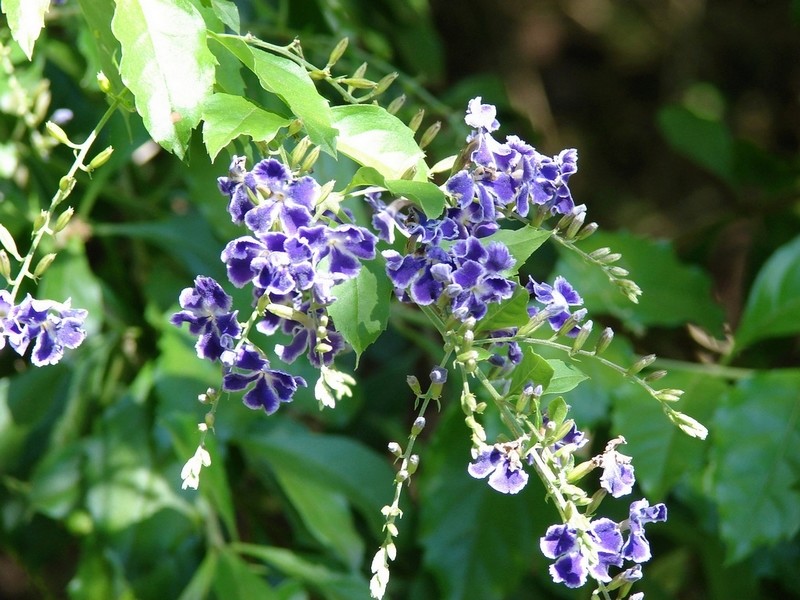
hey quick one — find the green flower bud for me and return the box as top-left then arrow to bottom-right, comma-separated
411,417 -> 426,436
406,375 -> 422,395
33,253 -> 57,278
386,94 -> 406,115
87,145 -> 114,171
45,121 -> 72,146
374,72 -> 398,96
419,121 -> 441,149
387,441 -> 403,457
327,37 -> 349,68
574,221 -> 598,240
406,454 -> 419,475
408,109 -> 425,133
54,207 -> 74,233
300,146 -> 321,174
0,250 -> 12,282
97,71 -> 112,94
626,353 -> 657,376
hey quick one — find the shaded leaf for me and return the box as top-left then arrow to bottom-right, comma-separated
213,550 -> 279,600
543,359 -> 588,395
712,370 -> 800,562
328,258 -> 392,363
735,234 -> 800,351
484,227 -> 550,273
111,0 -> 216,158
474,285 -> 529,334
508,344 -> 553,395
202,93 -> 290,161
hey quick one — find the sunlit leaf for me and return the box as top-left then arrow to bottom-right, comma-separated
111,0 -> 216,158
1,0 -> 50,60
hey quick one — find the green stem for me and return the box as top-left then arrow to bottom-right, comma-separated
9,99 -> 120,303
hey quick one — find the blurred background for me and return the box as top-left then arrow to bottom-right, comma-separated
1,1 -> 799,598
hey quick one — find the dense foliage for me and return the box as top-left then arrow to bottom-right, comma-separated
1,1 -> 799,599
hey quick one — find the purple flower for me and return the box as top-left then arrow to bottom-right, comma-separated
299,223 -> 377,280
222,344 -> 306,414
3,294 -> 88,366
588,518 -> 624,582
550,551 -> 588,588
621,499 -> 668,563
171,276 -> 240,361
540,524 -> 579,559
467,439 -> 529,494
465,96 -> 500,132
271,306 -> 346,368
527,275 -> 586,335
599,440 -> 636,498
530,149 -> 578,215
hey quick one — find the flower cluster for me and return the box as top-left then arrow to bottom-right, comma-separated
173,156 -> 376,414
0,289 -> 88,366
372,97 -> 582,323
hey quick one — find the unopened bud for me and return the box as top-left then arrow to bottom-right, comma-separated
599,252 -> 622,264
97,71 -> 111,94
290,136 -> 311,167
59,175 -> 75,192
315,341 -> 333,354
626,354 -> 657,376
308,69 -> 327,80
0,250 -> 11,281
87,146 -> 114,171
287,119 -> 303,136
33,210 -> 48,233
33,253 -> 57,278
644,370 -> 668,382
352,62 -> 368,80
574,222 -> 598,241
45,121 -> 72,146
386,94 -> 406,115
430,366 -> 447,384
374,72 -> 398,96
571,320 -> 593,353
394,469 -> 409,483
411,417 -> 426,435
655,388 -> 685,403
204,412 -> 215,429
461,391 -> 477,414
566,460 -> 598,483
340,77 -> 375,89
565,211 -> 585,239
300,146 -> 321,173
418,121 -> 441,149
406,454 -> 420,475
594,327 -> 614,354
555,211 -> 575,232
607,266 -> 629,277
588,247 -> 611,260
54,207 -> 74,233
406,375 -> 422,395
387,441 -> 403,457
408,109 -> 425,133
327,37 -> 349,68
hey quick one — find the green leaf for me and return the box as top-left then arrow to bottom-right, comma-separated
613,367 -> 720,498
546,396 -> 568,426
419,405 -> 557,599
508,345 -> 553,395
213,35 -> 337,155
712,370 -> 800,563
735,234 -> 800,351
658,104 -> 734,183
111,0 -> 216,158
267,460 -> 363,570
210,0 -> 239,32
240,421 -> 393,533
474,285 -> 530,334
213,550 -> 279,600
483,227 -> 550,272
201,93 -> 290,161
543,359 -> 588,395
331,104 -> 427,181
385,179 -> 445,218
233,544 -> 371,600
1,0 -> 50,60
555,231 -> 725,334
77,0 -> 129,100
28,441 -> 84,519
177,552 -> 218,600
327,258 -> 392,362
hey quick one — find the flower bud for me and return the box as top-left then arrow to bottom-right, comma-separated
326,37 -> 349,68
87,145 -> 114,171
644,370 -> 668,382
461,390 -> 477,414
666,408 -> 708,439
588,247 -> 611,260
571,320 -> 593,353
287,119 -> 303,136
654,387 -> 684,402
406,375 -> 422,395
406,454 -> 419,475
33,253 -> 57,278
386,94 -> 406,115
565,210 -> 585,239
394,469 -> 409,483
566,460 -> 598,483
419,121 -> 441,149
574,221 -> 598,241
626,353 -> 657,376
300,146 -> 321,173
45,121 -> 72,146
340,77 -> 374,89
374,72 -> 398,96
387,441 -> 403,457
352,62 -> 368,79
607,266 -> 629,277
0,250 -> 11,282
430,366 -> 447,384
204,412 -> 215,429
290,136 -> 311,167
33,210 -> 48,233
97,71 -> 111,93
54,206 -> 74,233
408,108 -> 425,133
59,175 -> 75,193
308,69 -> 328,80
411,417 -> 426,435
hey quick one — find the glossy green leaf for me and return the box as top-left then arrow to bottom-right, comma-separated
328,258 -> 392,362
213,35 -> 337,155
234,544 -> 371,600
555,231 -> 725,333
1,0 -> 50,60
543,359 -> 588,395
211,0 -> 239,32
213,550 -> 279,600
735,234 -> 800,351
712,370 -> 800,562
508,345 -> 553,396
658,104 -> 734,183
331,104 -> 427,181
474,285 -> 530,334
419,405 -> 556,600
240,421 -> 393,532
111,0 -> 216,158
484,227 -> 550,272
202,93 -> 290,161
613,367 -> 720,498
266,455 -> 364,570
347,167 -> 445,217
